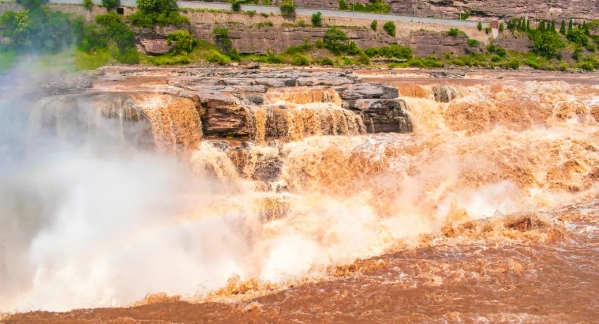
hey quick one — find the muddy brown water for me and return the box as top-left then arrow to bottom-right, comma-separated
3,69 -> 599,323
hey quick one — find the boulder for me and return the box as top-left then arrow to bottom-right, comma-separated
337,83 -> 399,100
343,99 -> 413,133
138,38 -> 172,55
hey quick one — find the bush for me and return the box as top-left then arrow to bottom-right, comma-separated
137,0 -> 177,13
311,11 -> 322,27
580,61 -> 594,71
357,51 -> 370,65
383,21 -> 396,37
448,28 -> 460,36
491,55 -> 501,62
291,54 -> 309,66
319,57 -> 334,66
261,12 -> 269,18
529,29 -> 566,58
228,48 -> 240,62
323,26 -> 348,55
507,58 -> 520,69
467,39 -> 479,47
167,30 -> 195,55
477,21 -> 482,31
485,26 -> 492,34
102,0 -> 119,10
280,0 -> 296,17
587,42 -> 596,52
495,47 -> 507,57
83,0 -> 93,10
129,11 -> 189,27
15,0 -> 48,9
338,0 -> 390,13
205,50 -> 231,65
213,27 -> 232,52
231,1 -> 241,11
371,19 -> 377,31
499,23 -> 505,32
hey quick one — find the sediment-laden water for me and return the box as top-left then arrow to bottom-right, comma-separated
2,71 -> 599,322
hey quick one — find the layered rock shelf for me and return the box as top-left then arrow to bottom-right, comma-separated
37,68 -> 413,145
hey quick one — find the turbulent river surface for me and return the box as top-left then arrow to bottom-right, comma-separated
2,69 -> 599,323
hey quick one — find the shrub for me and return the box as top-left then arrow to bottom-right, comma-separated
228,48 -> 241,62
231,1 -> 241,11
357,51 -> 370,65
205,50 -> 231,65
280,0 -> 296,17
311,12 -> 322,27
580,61 -> 594,71
448,28 -> 460,36
319,57 -> 334,66
499,23 -> 505,32
371,19 -> 377,31
102,0 -> 119,10
383,21 -> 396,37
261,12 -> 269,18
83,0 -> 94,10
167,30 -> 195,55
291,54 -> 309,66
507,58 -> 520,69
467,39 -> 479,47
129,11 -> 189,27
491,55 -> 501,62
323,26 -> 349,55
495,47 -> 507,57
530,29 -> 566,58
587,42 -> 596,52
15,0 -> 48,10
213,27 -> 232,52
485,26 -> 492,34
137,0 -> 177,13
477,21 -> 482,31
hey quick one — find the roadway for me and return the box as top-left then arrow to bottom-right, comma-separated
50,0 -> 487,27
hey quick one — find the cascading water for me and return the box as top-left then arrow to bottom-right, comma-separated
3,73 -> 599,322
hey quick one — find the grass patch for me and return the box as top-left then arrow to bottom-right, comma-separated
74,48 -> 111,70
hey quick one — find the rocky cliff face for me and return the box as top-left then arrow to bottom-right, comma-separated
293,0 -> 599,21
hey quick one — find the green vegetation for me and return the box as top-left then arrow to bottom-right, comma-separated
467,39 -> 479,47
383,21 -> 396,37
231,1 -> 241,11
371,19 -> 377,31
80,12 -> 139,64
338,0 -> 390,14
16,0 -> 48,10
477,21 -> 482,31
311,12 -> 322,27
213,27 -> 233,52
83,0 -> 93,10
129,0 -> 189,27
447,28 -> 460,36
280,0 -> 296,17
102,0 -> 119,10
364,44 -> 412,59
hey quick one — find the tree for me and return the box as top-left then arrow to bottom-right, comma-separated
102,0 -> 119,10
231,1 -> 241,11
137,0 -> 177,13
526,19 -> 530,32
15,0 -> 48,10
477,21 -> 482,31
539,20 -> 545,31
383,21 -> 396,37
530,28 -> 566,58
311,12 -> 322,27
499,22 -> 505,32
517,18 -> 522,30
213,27 -> 232,52
551,20 -> 556,31
167,30 -> 195,55
280,0 -> 296,17
323,26 -> 348,55
560,20 -> 566,34
370,19 -> 377,31
83,0 -> 93,10
568,18 -> 573,32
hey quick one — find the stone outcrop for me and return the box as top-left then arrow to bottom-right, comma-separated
337,83 -> 399,100
408,31 -> 482,57
293,0 -> 599,22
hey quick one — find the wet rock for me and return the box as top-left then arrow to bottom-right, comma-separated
247,94 -> 265,105
343,99 -> 413,133
430,71 -> 465,79
194,90 -> 250,138
41,75 -> 93,95
138,38 -> 172,55
337,83 -> 399,100
431,84 -> 463,102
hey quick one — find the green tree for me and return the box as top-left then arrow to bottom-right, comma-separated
539,20 -> 545,31
137,0 -> 176,13
383,21 -> 396,37
15,0 -> 48,10
370,19 -> 377,31
102,0 -> 119,10
477,21 -> 482,31
560,20 -> 566,34
499,22 -> 505,32
550,20 -> 556,31
167,30 -> 195,55
526,19 -> 530,31
568,18 -> 573,32
323,26 -> 348,54
213,27 -> 233,52
280,0 -> 296,17
311,12 -> 322,27
530,28 -> 566,58
231,1 -> 241,11
83,0 -> 93,10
